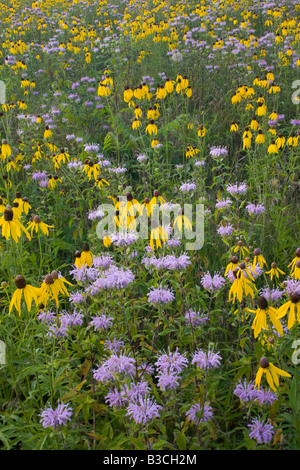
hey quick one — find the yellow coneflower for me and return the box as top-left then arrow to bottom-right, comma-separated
1,139 -> 11,159
134,106 -> 142,119
9,275 -> 39,316
27,215 -> 54,237
38,274 -> 62,308
228,263 -> 257,303
0,207 -> 31,243
252,248 -> 267,269
267,140 -> 279,154
287,248 -> 300,277
123,85 -> 133,103
250,117 -> 260,131
276,133 -> 285,149
145,120 -> 158,136
150,221 -> 168,250
50,270 -> 73,298
265,262 -> 285,280
0,198 -> 6,213
132,118 -> 142,130
48,175 -> 62,190
255,357 -> 291,391
103,232 -> 111,248
185,86 -> 192,98
165,78 -> 175,93
251,296 -> 283,338
225,255 -> 239,276
230,122 -> 239,132
94,175 -> 109,190
173,209 -> 192,232
80,243 -> 94,267
197,125 -> 207,137
277,291 -> 300,330
43,126 -> 52,139
150,190 -> 165,208
255,129 -> 265,144
233,240 -> 249,258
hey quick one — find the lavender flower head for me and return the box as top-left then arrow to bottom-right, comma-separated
192,348 -> 222,370
248,418 -> 274,444
147,286 -> 175,305
40,402 -> 73,428
200,272 -> 225,292
126,397 -> 162,425
186,402 -> 213,424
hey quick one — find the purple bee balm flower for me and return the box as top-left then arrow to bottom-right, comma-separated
69,266 -> 99,283
105,386 -> 128,408
234,379 -> 258,402
246,202 -> 265,215
32,171 -> 47,180
60,309 -> 84,328
260,286 -> 284,302
284,278 -> 300,295
69,290 -> 85,304
88,208 -> 105,220
39,179 -> 49,188
127,381 -> 150,401
200,272 -> 225,292
179,181 -> 197,192
217,222 -> 234,237
92,254 -> 114,269
155,348 -> 188,374
126,397 -> 162,425
147,286 -> 175,305
184,309 -> 209,326
47,324 -> 69,339
37,310 -> 56,323
84,143 -> 99,153
40,402 -> 73,429
215,198 -> 232,209
248,418 -> 274,444
156,371 -> 181,391
192,348 -> 222,370
186,402 -> 213,424
93,354 -> 136,383
226,182 -> 247,195
255,388 -> 278,406
104,338 -> 125,352
92,265 -> 134,290
89,314 -> 114,331
210,146 -> 228,159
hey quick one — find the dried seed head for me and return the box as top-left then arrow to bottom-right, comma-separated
257,296 -> 268,310
126,192 -> 133,201
82,242 -> 89,252
245,257 -> 251,263
4,208 -> 13,221
22,197 -> 28,202
44,274 -> 54,285
15,191 -> 21,199
237,240 -> 243,247
259,357 -> 269,369
290,291 -> 300,304
14,275 -> 26,289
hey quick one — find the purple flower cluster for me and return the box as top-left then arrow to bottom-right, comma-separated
248,418 -> 274,444
234,380 -> 277,406
93,353 -> 136,383
147,286 -> 175,305
200,272 -> 226,292
155,348 -> 188,391
142,253 -> 191,271
40,402 -> 73,428
192,348 -> 222,370
184,309 -> 209,327
186,402 -> 213,424
226,182 -> 247,195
